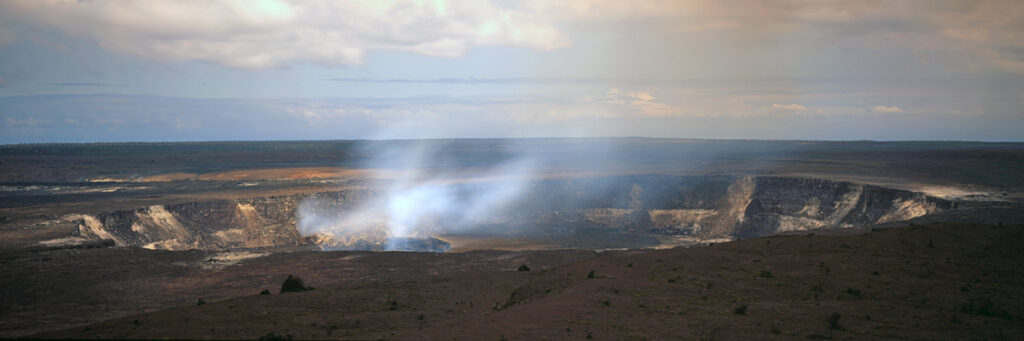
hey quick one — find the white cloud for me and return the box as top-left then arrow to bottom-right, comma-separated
771,103 -> 807,111
0,0 -> 569,69
592,88 -> 675,117
872,105 -> 904,113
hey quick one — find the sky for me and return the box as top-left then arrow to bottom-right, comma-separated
0,0 -> 1022,143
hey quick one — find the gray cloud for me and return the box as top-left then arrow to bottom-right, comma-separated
0,0 -> 569,69
1,0 -> 1021,76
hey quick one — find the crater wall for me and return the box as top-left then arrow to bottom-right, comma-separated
67,176 -> 951,251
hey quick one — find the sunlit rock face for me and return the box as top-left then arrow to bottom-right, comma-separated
62,175 -> 951,252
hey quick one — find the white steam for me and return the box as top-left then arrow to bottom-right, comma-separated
296,140 -> 537,251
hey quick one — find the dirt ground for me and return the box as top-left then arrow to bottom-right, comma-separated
34,222 -> 1024,340
0,245 -> 597,338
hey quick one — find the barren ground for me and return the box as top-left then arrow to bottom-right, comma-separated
34,222 -> 1024,340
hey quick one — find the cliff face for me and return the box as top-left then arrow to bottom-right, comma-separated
731,177 -> 949,238
68,176 -> 951,251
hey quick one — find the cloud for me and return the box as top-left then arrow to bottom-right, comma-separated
591,88 -> 675,117
0,0 -> 570,69
872,105 -> 905,113
2,0 -> 1022,76
771,103 -> 807,111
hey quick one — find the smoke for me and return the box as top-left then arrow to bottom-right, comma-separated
296,139 -> 540,251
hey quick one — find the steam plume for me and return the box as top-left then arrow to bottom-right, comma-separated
296,140 -> 537,251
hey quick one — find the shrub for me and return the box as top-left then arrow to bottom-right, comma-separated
827,313 -> 843,330
280,275 -> 313,293
260,289 -> 271,295
734,304 -> 748,315
587,270 -> 596,279
517,264 -> 530,272
960,297 -> 1012,320
196,298 -> 206,306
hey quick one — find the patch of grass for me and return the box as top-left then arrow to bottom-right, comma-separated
196,298 -> 206,306
601,298 -> 611,307
587,270 -> 596,279
759,269 -> 774,278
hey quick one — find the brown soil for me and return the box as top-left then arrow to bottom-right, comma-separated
34,222 -> 1024,340
0,246 -> 596,338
